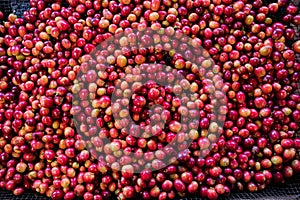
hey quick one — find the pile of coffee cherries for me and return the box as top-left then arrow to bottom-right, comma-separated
0,0 -> 299,199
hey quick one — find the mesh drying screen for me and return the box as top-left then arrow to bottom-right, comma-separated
9,0 -> 30,17
0,0 -> 299,199
0,0 -> 13,17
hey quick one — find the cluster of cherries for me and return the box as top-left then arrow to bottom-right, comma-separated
0,0 -> 299,199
